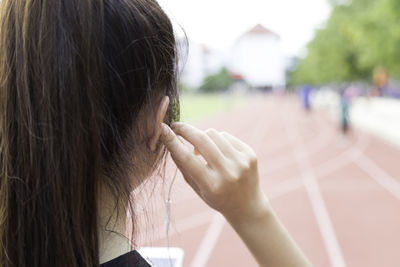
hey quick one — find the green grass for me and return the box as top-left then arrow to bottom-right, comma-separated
179,92 -> 246,122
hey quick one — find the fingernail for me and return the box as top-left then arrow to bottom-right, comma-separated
171,122 -> 181,129
161,123 -> 169,137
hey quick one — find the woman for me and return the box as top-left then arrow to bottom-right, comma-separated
0,0 -> 311,266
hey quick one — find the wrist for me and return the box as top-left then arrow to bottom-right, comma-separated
223,189 -> 273,227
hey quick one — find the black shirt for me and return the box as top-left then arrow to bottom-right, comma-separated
100,250 -> 151,267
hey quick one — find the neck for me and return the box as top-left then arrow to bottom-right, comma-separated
97,185 -> 131,264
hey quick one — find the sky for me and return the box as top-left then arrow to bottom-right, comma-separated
157,0 -> 332,57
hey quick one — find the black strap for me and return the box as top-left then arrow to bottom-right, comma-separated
100,250 -> 151,267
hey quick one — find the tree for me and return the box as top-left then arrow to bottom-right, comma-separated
199,68 -> 233,92
290,0 -> 400,86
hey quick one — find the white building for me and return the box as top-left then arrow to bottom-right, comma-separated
179,24 -> 286,90
178,40 -> 225,89
177,40 -> 204,89
229,24 -> 286,89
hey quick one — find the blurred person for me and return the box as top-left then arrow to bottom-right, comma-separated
340,89 -> 350,136
371,66 -> 388,97
0,0 -> 312,267
300,85 -> 312,112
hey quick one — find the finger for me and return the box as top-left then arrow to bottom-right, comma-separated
221,132 -> 255,156
172,122 -> 227,169
205,128 -> 236,157
160,123 -> 211,188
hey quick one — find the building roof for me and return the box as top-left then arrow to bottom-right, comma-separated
244,24 -> 279,39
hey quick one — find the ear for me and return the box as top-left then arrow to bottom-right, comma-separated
149,96 -> 170,151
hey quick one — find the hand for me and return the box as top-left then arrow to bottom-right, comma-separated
160,123 -> 313,267
160,122 -> 270,221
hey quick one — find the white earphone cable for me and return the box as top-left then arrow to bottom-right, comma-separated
165,167 -> 178,267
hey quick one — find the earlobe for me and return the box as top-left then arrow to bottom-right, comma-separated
149,96 -> 170,152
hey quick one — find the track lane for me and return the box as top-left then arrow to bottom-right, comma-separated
136,95 -> 400,267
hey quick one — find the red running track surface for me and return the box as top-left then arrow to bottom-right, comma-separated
132,95 -> 400,267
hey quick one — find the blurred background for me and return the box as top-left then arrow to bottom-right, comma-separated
140,0 -> 400,266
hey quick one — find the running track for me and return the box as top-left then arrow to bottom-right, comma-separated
135,95 -> 400,267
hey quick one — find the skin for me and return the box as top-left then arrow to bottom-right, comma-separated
160,118 -> 313,267
99,96 -> 313,266
98,97 -> 170,264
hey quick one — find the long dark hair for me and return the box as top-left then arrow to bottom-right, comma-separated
0,0 -> 179,266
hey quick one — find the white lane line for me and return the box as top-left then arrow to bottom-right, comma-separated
282,105 -> 347,267
296,150 -> 347,267
313,134 -> 369,178
355,154 -> 400,201
303,173 -> 347,267
187,99 -> 365,267
183,130 -> 369,267
189,212 -> 225,267
258,120 -> 335,175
